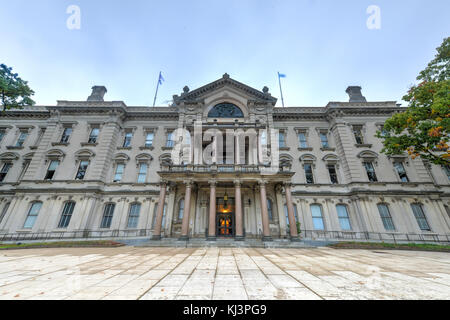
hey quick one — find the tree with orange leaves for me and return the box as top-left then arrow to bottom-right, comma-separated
377,37 -> 450,165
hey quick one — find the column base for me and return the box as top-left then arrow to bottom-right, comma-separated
290,237 -> 301,242
234,236 -> 245,241
206,237 -> 216,241
151,235 -> 161,240
262,236 -> 273,242
178,236 -> 189,241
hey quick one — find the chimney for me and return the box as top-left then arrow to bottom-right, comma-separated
87,86 -> 107,101
345,86 -> 367,102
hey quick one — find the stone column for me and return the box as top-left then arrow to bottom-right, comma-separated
207,180 -> 217,240
259,181 -> 272,241
234,180 -> 244,240
284,183 -> 300,241
179,181 -> 192,241
151,181 -> 167,240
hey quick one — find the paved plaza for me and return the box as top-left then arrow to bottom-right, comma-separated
0,246 -> 448,300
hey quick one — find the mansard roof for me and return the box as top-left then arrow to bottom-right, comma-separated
172,73 -> 278,105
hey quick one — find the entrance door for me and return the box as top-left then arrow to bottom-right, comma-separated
216,197 -> 235,237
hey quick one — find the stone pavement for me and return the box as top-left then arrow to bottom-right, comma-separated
0,246 -> 448,300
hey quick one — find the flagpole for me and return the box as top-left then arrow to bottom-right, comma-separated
152,71 -> 161,107
277,72 -> 285,108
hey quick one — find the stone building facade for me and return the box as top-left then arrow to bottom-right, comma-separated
0,74 -> 449,243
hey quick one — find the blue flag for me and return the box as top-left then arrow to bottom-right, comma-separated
278,72 -> 286,78
158,72 -> 165,85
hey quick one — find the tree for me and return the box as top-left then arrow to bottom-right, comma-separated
0,64 -> 35,111
376,37 -> 450,165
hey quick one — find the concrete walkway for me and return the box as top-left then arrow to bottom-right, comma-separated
0,247 -> 448,300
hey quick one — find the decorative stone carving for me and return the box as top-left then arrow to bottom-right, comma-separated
208,103 -> 244,118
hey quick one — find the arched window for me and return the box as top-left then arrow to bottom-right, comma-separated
267,199 -> 273,221
23,201 -> 43,229
208,103 -> 244,118
100,203 -> 115,229
127,203 -> 141,228
58,201 -> 76,228
178,199 -> 185,220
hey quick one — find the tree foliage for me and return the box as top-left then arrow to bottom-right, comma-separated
377,37 -> 450,165
0,64 -> 35,111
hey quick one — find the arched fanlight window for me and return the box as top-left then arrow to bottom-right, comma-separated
208,103 -> 244,118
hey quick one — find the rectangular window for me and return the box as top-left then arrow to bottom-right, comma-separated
127,203 -> 141,228
45,160 -> 59,180
16,131 -> 28,147
0,202 -> 10,225
336,205 -> 351,230
123,131 -> 133,147
363,162 -> 378,182
100,203 -> 115,229
0,163 -> 12,182
304,164 -> 314,184
298,133 -> 308,148
75,160 -> 89,180
319,132 -> 329,148
311,204 -> 324,230
411,204 -> 431,231
377,204 -> 395,231
88,128 -> 100,143
444,205 -> 450,219
394,162 -> 409,182
34,127 -> 46,146
279,131 -> 286,148
60,128 -> 72,143
166,131 -> 174,148
114,164 -> 125,182
19,160 -> 31,181
0,130 -> 5,144
137,163 -> 147,183
327,164 -> 338,184
145,132 -> 154,147
353,126 -> 364,144
57,201 -> 75,228
23,202 -> 42,229
284,204 -> 299,226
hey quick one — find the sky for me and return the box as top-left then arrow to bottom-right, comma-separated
0,0 -> 449,107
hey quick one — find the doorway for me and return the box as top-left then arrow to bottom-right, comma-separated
216,197 -> 235,237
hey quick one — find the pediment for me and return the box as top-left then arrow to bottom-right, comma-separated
173,73 -> 277,106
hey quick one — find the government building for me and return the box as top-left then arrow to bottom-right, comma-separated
0,74 -> 449,243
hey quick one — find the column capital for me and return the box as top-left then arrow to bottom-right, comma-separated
257,179 -> 268,186
208,179 -> 217,187
159,179 -> 168,186
283,181 -> 293,188
184,180 -> 194,187
234,179 -> 242,187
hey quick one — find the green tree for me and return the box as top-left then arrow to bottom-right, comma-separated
376,37 -> 450,165
0,64 -> 35,111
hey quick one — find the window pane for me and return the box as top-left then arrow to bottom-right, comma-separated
304,164 -> 314,184
178,199 -> 184,220
16,132 -> 28,146
377,204 -> 395,231
279,132 -> 286,147
353,126 -> 364,144
0,202 -> 10,225
100,204 -> 115,228
319,133 -> 329,148
267,199 -> 273,220
60,128 -> 72,143
394,162 -> 409,182
145,132 -> 154,146
166,132 -> 174,147
114,164 -> 124,182
328,165 -> 338,184
152,203 -> 167,228
0,163 -> 12,182
127,203 -> 141,228
75,161 -> 89,180
58,201 -> 75,228
311,205 -> 324,230
24,202 -> 42,228
336,205 -> 351,230
443,166 -> 450,181
123,132 -> 132,147
88,128 -> 99,143
298,133 -> 307,148
137,163 -> 147,183
364,162 -> 378,182
411,204 -> 430,231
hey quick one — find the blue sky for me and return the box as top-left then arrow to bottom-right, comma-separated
1,0 -> 449,107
